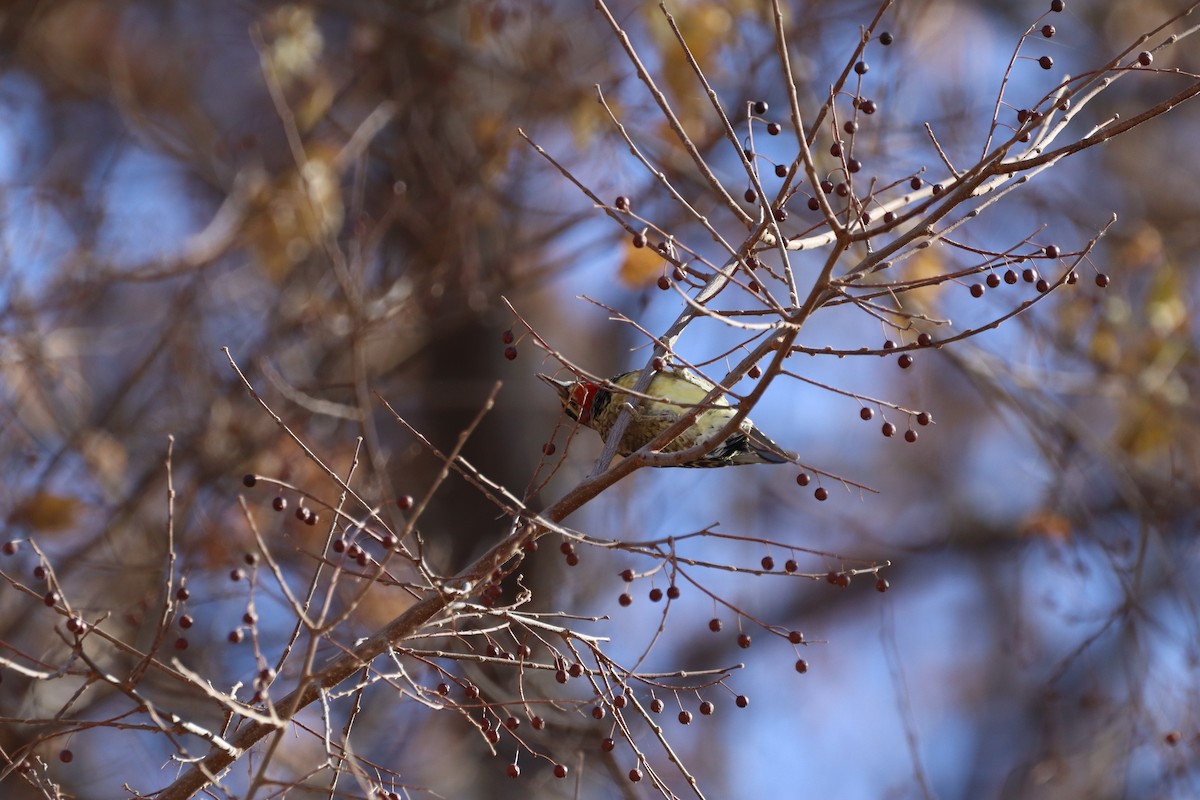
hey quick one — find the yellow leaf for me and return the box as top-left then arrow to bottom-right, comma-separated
618,239 -> 665,288
8,492 -> 81,533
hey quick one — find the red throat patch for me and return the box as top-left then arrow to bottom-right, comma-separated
569,383 -> 597,423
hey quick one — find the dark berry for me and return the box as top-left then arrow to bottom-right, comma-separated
788,631 -> 804,644
897,354 -> 913,369
761,556 -> 775,571
879,31 -> 893,45
709,618 -> 722,633
699,700 -> 715,715
795,659 -> 809,673
854,61 -> 868,75
649,587 -> 663,602
615,195 -> 630,211
970,283 -> 984,298
785,559 -> 798,573
986,273 -> 1000,288
618,593 -> 632,607
737,633 -> 751,649
882,422 -> 897,437
501,329 -> 515,344
242,474 -> 257,487
650,698 -> 664,713
503,346 -> 518,361
1004,269 -> 1019,284
1038,56 -> 1054,70
601,737 -> 615,751
876,578 -> 890,592
1095,273 -> 1110,287
904,429 -> 918,443
752,100 -> 768,115
678,710 -> 693,724
1041,24 -> 1055,38
666,585 -> 680,599
767,122 -> 781,135
1137,51 -> 1152,67
814,487 -> 828,501
736,695 -> 750,708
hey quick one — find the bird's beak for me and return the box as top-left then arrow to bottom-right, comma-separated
537,373 -> 573,404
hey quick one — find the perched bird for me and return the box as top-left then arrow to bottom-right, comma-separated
538,368 -> 792,467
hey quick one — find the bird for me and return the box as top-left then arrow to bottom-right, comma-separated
538,367 -> 792,467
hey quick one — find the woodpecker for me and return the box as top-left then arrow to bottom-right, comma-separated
538,368 -> 792,467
